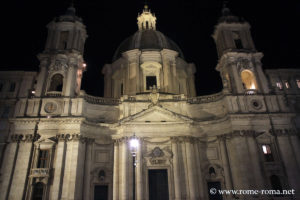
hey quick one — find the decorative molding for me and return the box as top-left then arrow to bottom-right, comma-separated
55,134 -> 94,143
269,129 -> 297,136
10,134 -> 40,142
148,86 -> 160,108
170,136 -> 197,143
187,92 -> 223,104
237,58 -> 253,73
84,94 -> 120,105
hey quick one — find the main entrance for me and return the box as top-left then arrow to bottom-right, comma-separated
148,169 -> 169,200
94,185 -> 108,200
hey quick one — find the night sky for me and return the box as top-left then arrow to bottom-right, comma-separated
1,0 -> 299,96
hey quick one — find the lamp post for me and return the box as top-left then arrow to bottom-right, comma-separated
129,134 -> 139,200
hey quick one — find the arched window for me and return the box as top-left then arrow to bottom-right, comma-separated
49,74 -> 63,92
241,70 -> 257,90
32,182 -> 44,200
59,31 -> 69,50
232,31 -> 243,49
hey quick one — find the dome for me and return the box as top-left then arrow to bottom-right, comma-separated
113,30 -> 184,61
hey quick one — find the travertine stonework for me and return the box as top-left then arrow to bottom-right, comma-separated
0,4 -> 299,200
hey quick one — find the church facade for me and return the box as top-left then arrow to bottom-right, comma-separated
0,5 -> 300,200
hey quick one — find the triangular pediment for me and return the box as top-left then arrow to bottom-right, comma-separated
120,106 -> 193,124
256,131 -> 274,143
34,137 -> 57,149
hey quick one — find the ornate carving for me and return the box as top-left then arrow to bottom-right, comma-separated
148,86 -> 160,108
10,134 -> 40,142
49,59 -> 69,72
84,94 -> 120,105
269,129 -> 297,136
151,147 -> 164,157
187,92 -> 223,104
237,58 -> 252,72
55,134 -> 92,143
44,102 -> 57,113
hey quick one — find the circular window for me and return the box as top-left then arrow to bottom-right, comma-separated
250,99 -> 262,110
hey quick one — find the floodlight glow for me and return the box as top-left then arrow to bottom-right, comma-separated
130,138 -> 139,149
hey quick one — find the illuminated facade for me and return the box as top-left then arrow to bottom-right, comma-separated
0,4 -> 300,200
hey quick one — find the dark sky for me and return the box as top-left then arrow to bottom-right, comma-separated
1,0 -> 299,96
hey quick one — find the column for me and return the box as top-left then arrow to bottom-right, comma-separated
65,66 -> 75,97
181,141 -> 189,199
277,135 -> 300,198
162,59 -> 171,92
51,137 -> 67,200
290,135 -> 300,170
231,64 -> 244,93
119,139 -> 128,200
61,136 -> 86,200
83,139 -> 93,200
136,139 -> 143,200
219,136 -> 233,190
226,136 -> 246,190
35,65 -> 47,96
247,136 -> 265,189
0,142 -> 19,200
171,138 -> 181,200
193,141 -> 205,199
185,139 -> 199,199
9,140 -> 33,199
113,141 -> 119,200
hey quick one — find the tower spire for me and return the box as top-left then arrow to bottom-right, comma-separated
137,5 -> 156,30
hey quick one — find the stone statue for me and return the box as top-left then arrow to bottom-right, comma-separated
149,85 -> 160,108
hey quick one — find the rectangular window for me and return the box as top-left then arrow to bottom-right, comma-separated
10,82 -> 15,92
284,81 -> 290,89
121,83 -> 123,95
276,82 -> 283,90
296,79 -> 300,88
262,144 -> 274,162
146,76 -> 157,90
37,150 -> 49,168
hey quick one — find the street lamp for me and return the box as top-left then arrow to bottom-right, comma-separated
130,134 -> 139,200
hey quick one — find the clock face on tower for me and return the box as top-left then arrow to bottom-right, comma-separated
44,102 -> 57,113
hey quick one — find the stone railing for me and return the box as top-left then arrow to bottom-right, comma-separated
46,91 -> 62,97
30,168 -> 50,177
187,92 -> 223,104
244,89 -> 257,95
84,94 -> 120,105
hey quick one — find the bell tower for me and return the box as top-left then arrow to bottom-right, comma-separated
213,4 -> 269,94
34,5 -> 88,97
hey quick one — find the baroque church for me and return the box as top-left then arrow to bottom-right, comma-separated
0,4 -> 300,200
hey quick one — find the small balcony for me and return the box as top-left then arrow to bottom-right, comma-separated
46,91 -> 62,97
245,89 -> 257,95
